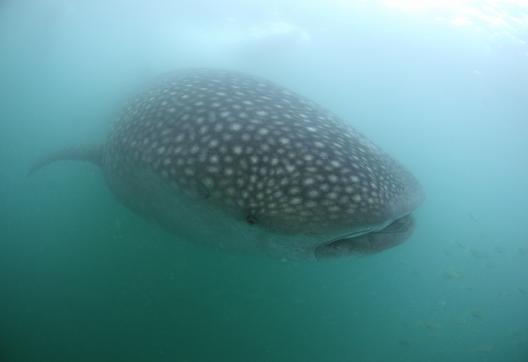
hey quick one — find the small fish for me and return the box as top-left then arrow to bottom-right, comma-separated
417,320 -> 441,330
454,239 -> 468,250
470,310 -> 483,320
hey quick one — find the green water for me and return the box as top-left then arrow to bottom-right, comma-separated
1,1 -> 527,361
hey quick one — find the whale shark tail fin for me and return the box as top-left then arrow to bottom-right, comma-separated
28,144 -> 103,176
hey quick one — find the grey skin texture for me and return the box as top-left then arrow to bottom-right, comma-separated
32,69 -> 424,260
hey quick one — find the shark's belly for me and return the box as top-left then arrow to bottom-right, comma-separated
103,164 -> 346,260
103,164 -> 414,260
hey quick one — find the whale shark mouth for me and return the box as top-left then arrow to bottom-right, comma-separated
314,214 -> 415,259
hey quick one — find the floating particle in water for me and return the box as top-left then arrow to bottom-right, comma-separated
469,248 -> 487,259
475,345 -> 494,353
443,268 -> 463,280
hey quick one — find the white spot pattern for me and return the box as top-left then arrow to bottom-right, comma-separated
105,69 -> 417,233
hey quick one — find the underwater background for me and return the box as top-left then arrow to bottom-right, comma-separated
1,1 -> 527,361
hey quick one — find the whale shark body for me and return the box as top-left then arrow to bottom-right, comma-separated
32,69 -> 424,260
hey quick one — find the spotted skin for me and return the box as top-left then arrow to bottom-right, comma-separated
104,69 -> 422,236
33,69 -> 424,259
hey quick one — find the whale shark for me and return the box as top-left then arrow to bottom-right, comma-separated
31,69 -> 424,260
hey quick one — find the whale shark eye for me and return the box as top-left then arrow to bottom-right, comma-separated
246,214 -> 258,225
